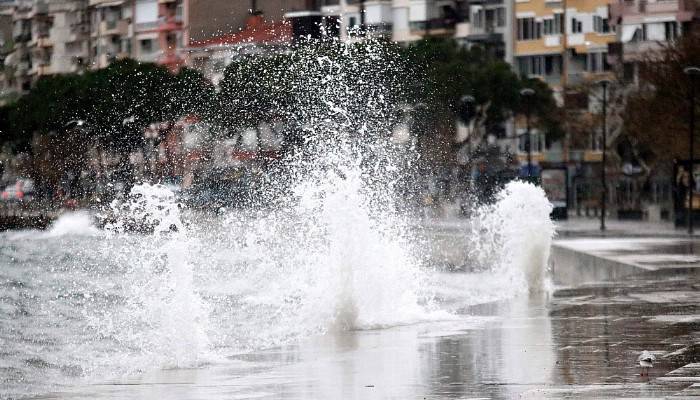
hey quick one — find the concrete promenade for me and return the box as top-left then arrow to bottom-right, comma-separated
550,216 -> 700,398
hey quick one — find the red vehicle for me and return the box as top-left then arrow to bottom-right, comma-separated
1,179 -> 36,202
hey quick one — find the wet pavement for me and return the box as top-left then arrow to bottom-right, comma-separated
554,238 -> 700,272
36,266 -> 700,400
555,217 -> 689,238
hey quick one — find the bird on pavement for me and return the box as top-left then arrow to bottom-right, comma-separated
638,350 -> 655,376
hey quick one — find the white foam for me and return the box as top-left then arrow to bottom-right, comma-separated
46,211 -> 100,237
469,181 -> 555,293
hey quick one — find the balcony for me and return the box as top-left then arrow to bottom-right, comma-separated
137,50 -> 162,63
37,37 -> 52,47
628,41 -> 665,61
610,0 -> 694,21
410,18 -> 458,35
608,40 -> 665,62
135,21 -> 158,31
88,0 -> 125,5
36,64 -> 52,76
13,31 -> 32,43
365,1 -> 393,25
98,19 -> 129,36
467,23 -> 504,42
468,0 -> 504,5
157,16 -> 183,33
15,61 -> 29,74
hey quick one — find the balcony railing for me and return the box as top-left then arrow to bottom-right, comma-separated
610,0 -> 687,17
135,21 -> 158,31
409,18 -> 458,33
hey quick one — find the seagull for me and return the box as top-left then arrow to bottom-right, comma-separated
638,350 -> 655,376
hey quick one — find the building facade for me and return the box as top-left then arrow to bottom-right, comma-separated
88,0 -> 131,69
511,0 -> 617,167
2,0 -> 90,96
608,0 -> 697,84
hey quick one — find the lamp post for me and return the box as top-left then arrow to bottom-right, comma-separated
684,66 -> 700,235
520,88 -> 535,178
598,79 -> 611,231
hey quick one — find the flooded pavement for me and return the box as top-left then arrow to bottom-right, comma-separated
39,267 -> 700,400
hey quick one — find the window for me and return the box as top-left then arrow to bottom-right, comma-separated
571,17 -> 583,33
555,13 -> 564,33
517,18 -> 542,40
121,38 -> 131,54
543,13 -> 564,35
517,55 -> 561,76
593,16 -> 610,33
497,8 -> 505,27
586,52 -> 610,72
665,21 -> 678,40
472,10 -> 483,28
485,9 -> 495,29
140,39 -> 153,53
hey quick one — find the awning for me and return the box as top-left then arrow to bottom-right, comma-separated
93,0 -> 124,8
621,24 -> 641,43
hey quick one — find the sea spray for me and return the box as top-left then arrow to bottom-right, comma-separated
470,181 -> 555,292
45,212 -> 100,237
95,183 -> 211,371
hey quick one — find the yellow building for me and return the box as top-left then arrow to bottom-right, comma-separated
513,0 -> 617,91
512,0 -> 617,165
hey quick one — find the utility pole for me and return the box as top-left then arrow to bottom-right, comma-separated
684,66 -> 700,235
359,0 -> 366,34
599,80 -> 610,231
520,88 -> 536,178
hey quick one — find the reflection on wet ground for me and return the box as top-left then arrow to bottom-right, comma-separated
42,268 -> 700,400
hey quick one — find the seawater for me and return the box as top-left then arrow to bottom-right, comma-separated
0,180 -> 553,399
0,37 -> 554,399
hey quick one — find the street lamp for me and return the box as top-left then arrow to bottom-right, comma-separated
458,95 -> 476,125
598,79 -> 611,232
520,88 -> 535,177
684,66 -> 700,235
458,95 -> 477,164
64,119 -> 85,130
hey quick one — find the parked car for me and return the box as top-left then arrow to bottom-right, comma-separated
1,179 -> 36,201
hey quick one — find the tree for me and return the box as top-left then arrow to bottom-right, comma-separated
401,38 -> 563,166
623,28 -> 700,170
0,59 -> 215,154
213,52 -> 294,132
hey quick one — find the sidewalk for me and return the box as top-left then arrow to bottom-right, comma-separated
555,215 -> 691,238
548,219 -> 700,398
552,217 -> 700,286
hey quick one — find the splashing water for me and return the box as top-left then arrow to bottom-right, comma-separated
473,181 -> 555,292
0,38 -> 556,398
45,212 -> 100,238
95,183 -> 212,371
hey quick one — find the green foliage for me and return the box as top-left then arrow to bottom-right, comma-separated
0,59 -> 214,152
214,52 -> 294,130
403,38 -> 562,140
0,40 -> 563,155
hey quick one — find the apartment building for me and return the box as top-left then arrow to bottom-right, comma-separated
512,0 -> 617,166
8,0 -> 38,93
514,0 -> 616,89
47,0 -> 90,74
608,0 -> 697,84
1,0 -> 89,95
88,0 -> 132,69
462,0 -> 513,62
